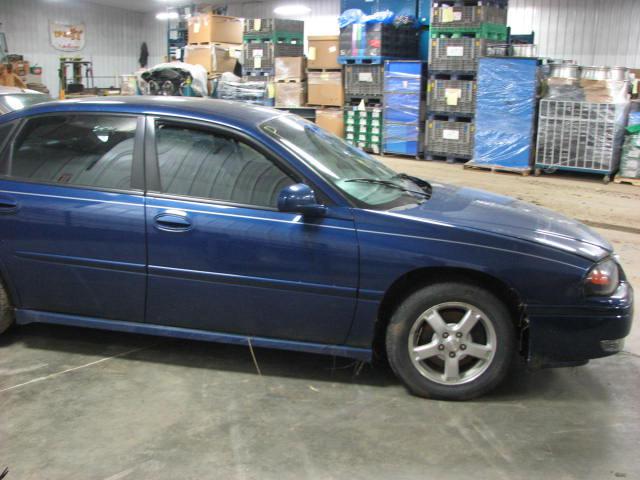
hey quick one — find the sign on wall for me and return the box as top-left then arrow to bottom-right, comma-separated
49,22 -> 86,52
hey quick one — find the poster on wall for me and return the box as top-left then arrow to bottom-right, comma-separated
49,22 -> 86,52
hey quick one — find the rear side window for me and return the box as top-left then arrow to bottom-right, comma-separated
154,123 -> 295,208
6,114 -> 137,190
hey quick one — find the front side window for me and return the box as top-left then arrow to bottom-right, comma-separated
260,115 -> 428,209
154,122 -> 295,209
7,114 -> 137,190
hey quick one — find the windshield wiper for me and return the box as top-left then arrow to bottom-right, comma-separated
392,173 -> 433,198
344,178 -> 431,199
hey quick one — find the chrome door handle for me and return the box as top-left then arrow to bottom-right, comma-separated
154,211 -> 192,232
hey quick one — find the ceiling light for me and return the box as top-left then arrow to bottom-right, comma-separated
273,5 -> 311,16
156,11 -> 179,20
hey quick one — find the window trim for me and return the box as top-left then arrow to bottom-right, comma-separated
145,115 -> 334,212
0,112 -> 145,195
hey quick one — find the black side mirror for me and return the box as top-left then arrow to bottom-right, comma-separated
277,183 -> 327,217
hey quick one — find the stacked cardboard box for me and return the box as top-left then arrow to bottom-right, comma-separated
185,14 -> 243,78
275,57 -> 306,107
307,36 -> 343,108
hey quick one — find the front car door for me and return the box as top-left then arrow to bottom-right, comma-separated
0,113 -> 147,322
144,117 -> 359,345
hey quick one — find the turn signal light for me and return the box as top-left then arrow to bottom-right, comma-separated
585,258 -> 620,297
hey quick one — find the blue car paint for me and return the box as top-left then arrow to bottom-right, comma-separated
0,97 -> 633,365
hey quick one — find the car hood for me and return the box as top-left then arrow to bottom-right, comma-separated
389,182 -> 612,262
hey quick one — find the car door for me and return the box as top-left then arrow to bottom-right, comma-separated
144,117 -> 359,345
0,113 -> 147,322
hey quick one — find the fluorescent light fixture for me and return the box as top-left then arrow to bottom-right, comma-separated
156,11 -> 179,20
273,4 -> 311,15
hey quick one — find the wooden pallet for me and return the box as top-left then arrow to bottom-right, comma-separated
306,68 -> 343,72
425,152 -> 472,164
307,103 -> 344,108
464,162 -> 531,176
613,175 -> 640,186
275,78 -> 306,83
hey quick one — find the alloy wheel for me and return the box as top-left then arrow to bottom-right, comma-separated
407,302 -> 497,386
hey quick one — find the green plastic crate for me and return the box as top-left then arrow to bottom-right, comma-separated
430,23 -> 509,41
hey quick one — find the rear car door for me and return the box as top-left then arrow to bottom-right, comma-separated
0,113 -> 147,322
144,118 -> 359,345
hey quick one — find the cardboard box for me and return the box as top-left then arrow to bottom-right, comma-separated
580,79 -> 628,104
307,71 -> 343,106
316,109 -> 344,137
275,82 -> 306,107
307,36 -> 340,70
275,57 -> 306,82
185,44 -> 242,73
188,14 -> 243,44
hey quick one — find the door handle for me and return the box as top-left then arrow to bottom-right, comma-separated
154,211 -> 193,232
0,195 -> 18,214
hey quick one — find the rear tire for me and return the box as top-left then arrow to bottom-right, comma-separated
0,281 -> 14,334
386,282 -> 516,401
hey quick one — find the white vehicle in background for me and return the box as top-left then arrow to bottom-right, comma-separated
0,86 -> 49,114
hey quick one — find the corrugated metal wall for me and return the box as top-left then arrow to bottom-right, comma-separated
2,0 -> 639,97
508,0 -> 640,67
227,0 -> 340,36
0,0 -> 166,97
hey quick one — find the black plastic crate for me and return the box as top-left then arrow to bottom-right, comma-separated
244,19 -> 304,35
427,78 -> 476,114
344,64 -> 384,98
339,24 -> 419,59
243,42 -> 304,71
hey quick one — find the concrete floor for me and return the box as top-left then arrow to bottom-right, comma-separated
1,161 -> 639,480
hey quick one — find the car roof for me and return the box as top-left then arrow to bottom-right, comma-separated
0,86 -> 44,96
0,96 -> 288,130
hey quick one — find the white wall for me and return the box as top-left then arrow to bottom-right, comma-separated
508,0 -> 640,67
227,0 -> 341,37
0,0 -> 167,97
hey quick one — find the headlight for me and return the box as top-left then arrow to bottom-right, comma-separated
584,258 -> 620,297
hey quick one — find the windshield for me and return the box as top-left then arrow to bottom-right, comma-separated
0,94 -> 48,113
260,115 -> 429,209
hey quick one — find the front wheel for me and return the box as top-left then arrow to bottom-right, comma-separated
386,282 -> 516,400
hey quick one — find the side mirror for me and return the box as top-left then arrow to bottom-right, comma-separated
277,183 -> 327,217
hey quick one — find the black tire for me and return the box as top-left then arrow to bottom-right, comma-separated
0,281 -> 14,334
386,282 -> 516,401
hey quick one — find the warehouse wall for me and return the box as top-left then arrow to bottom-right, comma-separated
508,0 -> 640,67
0,0 -> 166,97
227,0 -> 341,36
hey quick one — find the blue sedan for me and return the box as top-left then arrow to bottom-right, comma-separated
0,97 -> 633,400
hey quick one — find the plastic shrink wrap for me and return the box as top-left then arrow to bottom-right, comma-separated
471,57 -> 539,170
620,123 -> 640,179
383,60 -> 424,156
536,76 -> 629,176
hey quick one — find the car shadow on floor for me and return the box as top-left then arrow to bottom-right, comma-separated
1,323 -> 616,403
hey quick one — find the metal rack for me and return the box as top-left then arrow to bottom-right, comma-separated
535,100 -> 629,182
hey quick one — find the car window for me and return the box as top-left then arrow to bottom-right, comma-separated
0,122 -> 14,156
154,122 -> 295,208
0,93 -> 49,113
6,114 -> 137,190
261,115 -> 424,210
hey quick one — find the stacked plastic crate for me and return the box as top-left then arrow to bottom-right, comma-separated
382,61 -> 427,157
344,107 -> 384,153
425,0 -> 508,162
339,12 -> 421,154
242,19 -> 304,105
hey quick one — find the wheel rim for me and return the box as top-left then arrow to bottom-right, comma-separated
407,302 -> 497,386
